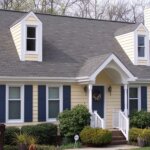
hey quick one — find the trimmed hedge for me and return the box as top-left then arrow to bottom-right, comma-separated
80,126 -> 112,146
130,111 -> 150,128
21,123 -> 57,145
129,128 -> 143,143
140,129 -> 150,145
4,127 -> 20,145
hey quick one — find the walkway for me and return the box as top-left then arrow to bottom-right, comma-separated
68,145 -> 139,150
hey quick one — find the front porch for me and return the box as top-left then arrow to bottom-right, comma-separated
88,69 -> 129,140
80,55 -> 136,141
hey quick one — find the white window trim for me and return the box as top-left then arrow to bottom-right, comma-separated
137,35 -> 147,60
128,85 -> 141,115
6,85 -> 24,123
138,35 -> 145,58
46,84 -> 63,122
25,25 -> 38,54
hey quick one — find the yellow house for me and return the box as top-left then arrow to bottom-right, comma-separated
1,8 -> 150,142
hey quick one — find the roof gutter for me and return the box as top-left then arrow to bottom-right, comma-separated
0,76 -> 91,83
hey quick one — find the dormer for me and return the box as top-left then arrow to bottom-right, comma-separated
10,12 -> 42,61
115,23 -> 149,66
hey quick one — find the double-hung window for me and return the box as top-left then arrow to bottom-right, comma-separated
129,87 -> 140,115
47,86 -> 62,121
138,36 -> 145,58
7,86 -> 23,123
26,26 -> 36,51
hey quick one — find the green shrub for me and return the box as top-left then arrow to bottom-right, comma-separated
130,111 -> 150,128
129,128 -> 143,142
4,145 -> 57,150
140,129 -> 150,145
4,145 -> 18,150
58,105 -> 90,137
36,145 -> 57,150
21,123 -> 57,145
4,127 -> 20,145
80,126 -> 112,146
79,126 -> 94,144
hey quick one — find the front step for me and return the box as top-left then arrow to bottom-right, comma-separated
110,130 -> 127,145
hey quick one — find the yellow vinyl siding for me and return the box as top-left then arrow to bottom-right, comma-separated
33,84 -> 38,122
25,54 -> 39,61
137,60 -> 148,65
96,70 -> 121,128
25,16 -> 38,25
10,23 -> 22,58
115,32 -> 135,64
71,84 -> 88,108
144,9 -> 150,34
137,26 -> 146,33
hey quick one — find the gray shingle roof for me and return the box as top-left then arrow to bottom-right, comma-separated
78,53 -> 112,77
0,9 -> 149,79
114,23 -> 140,36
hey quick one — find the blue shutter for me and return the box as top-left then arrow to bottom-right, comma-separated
0,85 -> 5,123
38,85 -> 46,122
24,85 -> 33,122
141,86 -> 147,111
121,86 -> 124,111
63,86 -> 71,110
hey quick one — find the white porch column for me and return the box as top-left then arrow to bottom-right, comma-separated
88,84 -> 93,113
124,84 -> 128,116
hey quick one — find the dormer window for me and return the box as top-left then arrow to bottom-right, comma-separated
26,26 -> 36,51
138,36 -> 145,58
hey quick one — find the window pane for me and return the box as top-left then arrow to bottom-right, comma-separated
9,87 -> 20,99
129,99 -> 138,115
138,47 -> 145,57
48,87 -> 59,99
48,101 -> 59,118
9,101 -> 21,119
138,36 -> 144,46
27,27 -> 36,38
27,39 -> 36,51
129,88 -> 138,98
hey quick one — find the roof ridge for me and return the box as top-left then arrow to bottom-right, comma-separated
0,9 -> 135,24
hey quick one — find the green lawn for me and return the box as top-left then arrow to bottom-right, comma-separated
133,147 -> 150,150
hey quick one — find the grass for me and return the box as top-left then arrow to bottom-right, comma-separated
133,147 -> 150,150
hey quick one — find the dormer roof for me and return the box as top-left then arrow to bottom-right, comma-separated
10,11 -> 41,27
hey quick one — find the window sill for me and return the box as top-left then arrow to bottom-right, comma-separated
137,57 -> 147,60
25,51 -> 38,55
6,120 -> 24,124
46,118 -> 57,122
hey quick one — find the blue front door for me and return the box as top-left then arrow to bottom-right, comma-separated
92,86 -> 104,118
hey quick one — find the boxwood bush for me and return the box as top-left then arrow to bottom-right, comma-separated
58,105 -> 90,137
129,128 -> 143,143
21,123 -> 57,145
80,126 -> 112,146
129,128 -> 150,146
4,127 -> 20,145
130,111 -> 150,128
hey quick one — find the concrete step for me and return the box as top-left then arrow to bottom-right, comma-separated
112,135 -> 126,141
110,130 -> 127,145
111,139 -> 127,145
